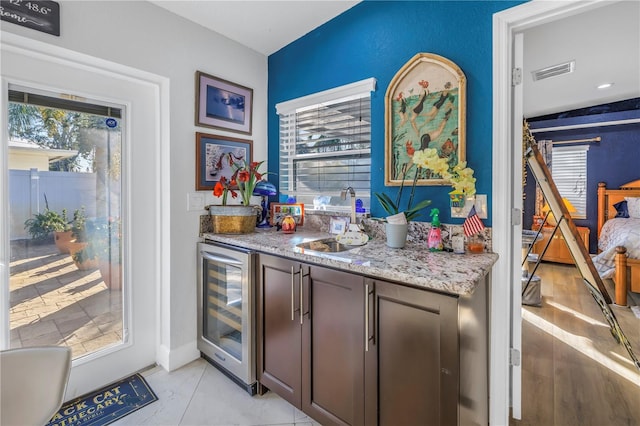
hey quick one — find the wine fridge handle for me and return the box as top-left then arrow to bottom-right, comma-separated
200,251 -> 243,265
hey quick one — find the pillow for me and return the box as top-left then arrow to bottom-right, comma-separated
613,200 -> 629,218
625,197 -> 640,219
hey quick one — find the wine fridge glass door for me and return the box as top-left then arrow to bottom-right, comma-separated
203,256 -> 243,361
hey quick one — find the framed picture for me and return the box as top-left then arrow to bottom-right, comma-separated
196,132 -> 252,191
270,203 -> 305,226
196,71 -> 253,135
385,53 -> 466,186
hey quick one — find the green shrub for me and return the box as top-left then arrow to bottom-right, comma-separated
24,209 -> 67,240
71,207 -> 87,242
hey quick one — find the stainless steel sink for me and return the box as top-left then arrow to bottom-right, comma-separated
296,238 -> 352,253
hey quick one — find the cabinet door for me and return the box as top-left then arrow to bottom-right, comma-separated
257,254 -> 302,407
302,265 -> 365,426
365,279 -> 459,426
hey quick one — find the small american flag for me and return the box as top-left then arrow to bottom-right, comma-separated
463,205 -> 485,237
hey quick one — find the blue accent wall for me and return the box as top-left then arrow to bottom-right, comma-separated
268,0 -> 523,225
525,109 -> 640,253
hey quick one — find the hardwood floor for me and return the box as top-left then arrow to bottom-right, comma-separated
511,262 -> 640,426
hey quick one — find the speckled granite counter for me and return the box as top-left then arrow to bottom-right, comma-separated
201,228 -> 497,297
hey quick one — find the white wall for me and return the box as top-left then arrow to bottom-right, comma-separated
1,0 -> 267,367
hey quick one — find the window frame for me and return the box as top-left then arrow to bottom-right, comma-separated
551,144 -> 589,219
276,78 -> 376,211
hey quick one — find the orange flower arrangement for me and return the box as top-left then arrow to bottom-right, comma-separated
213,153 -> 267,206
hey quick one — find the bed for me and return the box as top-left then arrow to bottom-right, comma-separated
593,180 -> 640,305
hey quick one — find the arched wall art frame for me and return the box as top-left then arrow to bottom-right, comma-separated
385,53 -> 466,186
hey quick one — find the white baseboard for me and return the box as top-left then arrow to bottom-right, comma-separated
156,341 -> 200,372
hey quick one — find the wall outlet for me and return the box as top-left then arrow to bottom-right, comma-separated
187,192 -> 205,212
451,194 -> 488,219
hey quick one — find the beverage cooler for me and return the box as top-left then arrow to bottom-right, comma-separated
197,241 -> 256,394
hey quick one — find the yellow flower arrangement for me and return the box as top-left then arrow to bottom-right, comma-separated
411,148 -> 476,196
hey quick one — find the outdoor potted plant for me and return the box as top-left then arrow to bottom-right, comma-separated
91,217 -> 122,290
208,154 -> 266,234
24,208 -> 67,243
67,207 -> 89,260
53,209 -> 75,254
71,240 -> 99,271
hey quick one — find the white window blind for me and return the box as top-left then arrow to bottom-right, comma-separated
551,145 -> 589,219
277,78 -> 376,210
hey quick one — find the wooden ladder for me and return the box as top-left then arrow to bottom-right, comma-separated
523,121 -> 639,370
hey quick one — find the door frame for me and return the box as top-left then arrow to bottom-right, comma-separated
492,1 -> 609,424
0,32 -> 171,397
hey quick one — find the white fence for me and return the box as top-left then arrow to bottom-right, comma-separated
9,169 -> 97,240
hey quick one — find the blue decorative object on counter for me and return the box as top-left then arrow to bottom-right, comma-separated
253,181 -> 277,228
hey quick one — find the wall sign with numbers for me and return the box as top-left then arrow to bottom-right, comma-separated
0,0 -> 60,36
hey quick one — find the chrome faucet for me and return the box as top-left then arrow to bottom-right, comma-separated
340,186 -> 357,224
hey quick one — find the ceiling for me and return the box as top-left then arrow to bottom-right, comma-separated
150,1 -> 639,118
149,1 -> 360,56
522,0 -> 639,118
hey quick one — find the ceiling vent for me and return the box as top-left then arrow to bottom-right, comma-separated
532,60 -> 575,81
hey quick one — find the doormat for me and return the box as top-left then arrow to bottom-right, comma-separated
46,373 -> 158,426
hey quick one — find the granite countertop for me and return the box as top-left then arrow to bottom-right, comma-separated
201,228 -> 498,297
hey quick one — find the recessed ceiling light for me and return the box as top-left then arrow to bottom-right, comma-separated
597,83 -> 614,89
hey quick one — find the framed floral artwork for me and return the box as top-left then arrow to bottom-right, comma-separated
196,71 -> 253,134
196,132 -> 252,191
384,53 -> 466,186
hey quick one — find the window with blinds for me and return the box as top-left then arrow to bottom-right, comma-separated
277,78 -> 376,211
551,145 -> 589,219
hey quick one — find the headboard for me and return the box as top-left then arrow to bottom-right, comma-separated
597,179 -> 640,237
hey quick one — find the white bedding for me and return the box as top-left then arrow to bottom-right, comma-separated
592,218 -> 640,279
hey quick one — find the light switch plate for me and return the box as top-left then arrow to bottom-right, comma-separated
188,192 -> 205,212
451,194 -> 488,219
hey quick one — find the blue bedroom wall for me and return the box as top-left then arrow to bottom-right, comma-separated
267,0 -> 524,225
525,108 -> 640,253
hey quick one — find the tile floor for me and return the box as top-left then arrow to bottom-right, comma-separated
9,240 -> 122,356
113,358 -> 320,426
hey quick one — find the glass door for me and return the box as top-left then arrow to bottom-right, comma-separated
203,254 -> 244,361
2,40 -> 160,399
7,86 -> 125,359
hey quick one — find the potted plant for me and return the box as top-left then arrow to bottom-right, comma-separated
24,208 -> 67,243
71,207 -> 88,242
92,217 -> 122,290
67,207 -> 89,259
208,155 -> 266,234
53,209 -> 75,254
374,164 -> 432,248
71,241 -> 99,271
374,165 -> 433,222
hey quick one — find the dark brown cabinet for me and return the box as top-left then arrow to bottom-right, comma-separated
257,254 -> 489,426
364,279 -> 459,426
257,254 -> 365,425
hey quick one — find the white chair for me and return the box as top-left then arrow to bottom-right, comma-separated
1,346 -> 72,426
